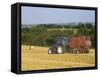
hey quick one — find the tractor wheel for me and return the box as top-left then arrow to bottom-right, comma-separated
71,48 -> 79,54
57,46 -> 64,54
48,47 -> 58,54
48,48 -> 52,54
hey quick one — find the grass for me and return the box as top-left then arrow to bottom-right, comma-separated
21,45 -> 95,71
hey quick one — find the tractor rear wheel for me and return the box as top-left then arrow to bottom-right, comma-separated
57,46 -> 64,54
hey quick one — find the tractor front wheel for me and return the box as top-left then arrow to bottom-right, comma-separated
48,48 -> 52,54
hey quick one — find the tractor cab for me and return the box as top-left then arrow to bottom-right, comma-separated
48,37 -> 69,54
54,37 -> 69,47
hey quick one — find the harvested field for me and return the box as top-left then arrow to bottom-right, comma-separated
21,45 -> 95,71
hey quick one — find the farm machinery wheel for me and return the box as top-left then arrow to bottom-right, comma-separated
71,47 -> 89,54
57,46 -> 64,54
48,46 -> 65,54
71,48 -> 79,54
48,47 -> 58,54
78,47 -> 89,54
48,48 -> 52,54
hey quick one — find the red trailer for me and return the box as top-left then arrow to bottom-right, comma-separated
69,36 -> 91,53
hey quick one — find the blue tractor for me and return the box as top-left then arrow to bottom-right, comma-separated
48,37 -> 69,54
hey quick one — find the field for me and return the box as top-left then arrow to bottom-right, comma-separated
21,45 -> 95,71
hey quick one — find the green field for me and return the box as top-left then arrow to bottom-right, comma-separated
21,45 -> 95,71
47,28 -> 78,31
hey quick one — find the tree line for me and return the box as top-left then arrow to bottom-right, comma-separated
21,23 -> 95,48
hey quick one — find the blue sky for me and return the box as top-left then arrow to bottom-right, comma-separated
21,6 -> 95,25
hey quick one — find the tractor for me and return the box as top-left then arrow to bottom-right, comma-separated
48,37 -> 69,54
48,36 -> 91,54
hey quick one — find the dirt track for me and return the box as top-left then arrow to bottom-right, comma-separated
21,45 -> 95,71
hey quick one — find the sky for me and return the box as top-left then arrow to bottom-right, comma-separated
21,6 -> 95,25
